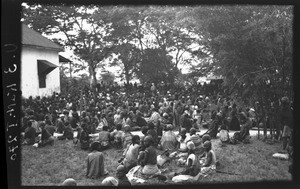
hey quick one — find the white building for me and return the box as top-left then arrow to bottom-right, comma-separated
21,23 -> 64,98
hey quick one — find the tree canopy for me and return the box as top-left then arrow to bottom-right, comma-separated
21,4 -> 293,106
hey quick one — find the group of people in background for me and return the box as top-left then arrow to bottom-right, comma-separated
21,80 -> 293,185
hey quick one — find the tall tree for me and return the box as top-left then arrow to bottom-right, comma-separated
110,43 -> 141,84
22,4 -> 117,88
188,5 -> 293,106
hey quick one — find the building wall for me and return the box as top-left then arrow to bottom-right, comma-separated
21,46 -> 61,98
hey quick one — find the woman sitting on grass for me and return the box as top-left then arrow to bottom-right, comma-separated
57,121 -> 74,140
110,123 -> 124,149
139,136 -> 160,176
122,125 -> 133,150
98,125 -> 110,151
116,165 -> 131,186
176,141 -> 201,177
188,128 -> 205,157
22,120 -> 37,145
159,124 -> 178,152
229,112 -> 251,144
79,123 -> 91,150
177,128 -> 188,152
199,141 -> 217,175
120,135 -> 140,172
147,122 -> 158,147
86,142 -> 108,179
38,122 -> 54,147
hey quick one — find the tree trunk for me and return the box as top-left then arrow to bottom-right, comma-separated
88,61 -> 98,103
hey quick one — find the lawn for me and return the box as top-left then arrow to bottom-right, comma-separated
21,135 -> 292,186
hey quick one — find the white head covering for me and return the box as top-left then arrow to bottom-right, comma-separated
101,176 -> 118,186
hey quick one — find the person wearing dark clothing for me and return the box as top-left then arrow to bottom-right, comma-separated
86,142 -> 107,179
280,97 -> 293,151
80,123 -> 91,150
58,122 -> 74,140
56,114 -> 66,134
207,111 -> 221,138
147,122 -> 158,146
140,136 -> 159,175
98,126 -> 110,150
136,112 -> 148,128
182,113 -> 193,132
44,120 -> 56,136
116,165 -> 131,186
23,120 -> 37,145
39,122 -> 54,147
229,104 -> 240,131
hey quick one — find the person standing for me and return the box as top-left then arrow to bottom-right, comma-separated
280,97 -> 293,151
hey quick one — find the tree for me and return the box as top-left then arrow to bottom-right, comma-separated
137,48 -> 175,84
110,43 -> 141,84
22,4 -> 117,88
188,5 -> 293,107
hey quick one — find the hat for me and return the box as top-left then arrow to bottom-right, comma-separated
203,141 -> 212,149
102,176 -> 118,186
187,141 -> 195,150
59,114 -> 65,118
62,178 -> 77,186
249,108 -> 255,112
163,112 -> 168,117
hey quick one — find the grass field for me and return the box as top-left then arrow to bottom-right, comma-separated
21,135 -> 292,186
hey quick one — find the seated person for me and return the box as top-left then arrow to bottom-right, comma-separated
160,113 -> 172,130
147,122 -> 158,147
207,111 -> 221,138
139,126 -> 149,151
230,112 -> 251,144
110,124 -> 124,149
56,114 -> 66,134
58,121 -> 74,140
121,135 -> 140,172
79,123 -> 91,150
139,136 -> 159,175
200,141 -> 217,174
98,125 -> 111,150
187,128 -> 204,157
135,111 -> 148,128
160,124 -> 178,152
86,142 -> 108,179
219,124 -> 229,143
116,165 -> 131,186
22,120 -> 37,145
122,125 -> 133,149
44,120 -> 56,136
38,122 -> 54,147
176,140 -> 217,182
177,128 -> 188,152
178,141 -> 201,177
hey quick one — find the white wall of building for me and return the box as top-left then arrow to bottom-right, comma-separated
21,46 -> 61,98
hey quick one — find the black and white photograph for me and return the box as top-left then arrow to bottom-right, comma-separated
2,0 -> 299,188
